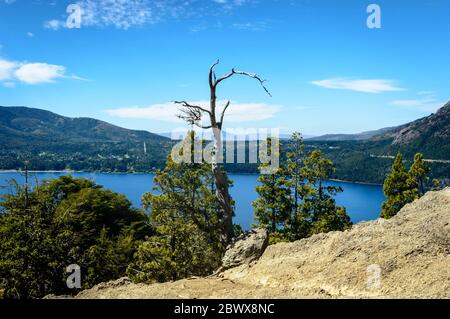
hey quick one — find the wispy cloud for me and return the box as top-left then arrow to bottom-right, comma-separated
45,0 -> 255,30
44,19 -> 66,31
15,63 -> 65,84
311,78 -> 404,94
0,59 -> 17,81
106,101 -> 281,123
230,21 -> 269,31
0,58 -> 85,86
391,92 -> 445,113
213,0 -> 254,10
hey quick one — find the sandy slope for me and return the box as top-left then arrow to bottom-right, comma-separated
76,189 -> 450,299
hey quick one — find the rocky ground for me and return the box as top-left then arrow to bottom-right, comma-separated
75,188 -> 450,299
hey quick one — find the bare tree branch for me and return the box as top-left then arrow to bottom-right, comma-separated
175,100 -> 212,129
209,60 -> 220,88
174,100 -> 211,115
214,71 -> 234,85
215,69 -> 272,97
177,107 -> 212,129
219,100 -> 231,127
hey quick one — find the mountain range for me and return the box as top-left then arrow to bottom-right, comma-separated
306,127 -> 398,142
0,102 -> 449,183
0,106 -> 173,172
373,101 -> 450,159
310,101 -> 450,160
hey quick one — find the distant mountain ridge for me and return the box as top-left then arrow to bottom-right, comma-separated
307,101 -> 450,159
371,101 -> 450,159
307,127 -> 398,142
0,103 -> 448,183
0,106 -> 172,172
0,106 -> 167,145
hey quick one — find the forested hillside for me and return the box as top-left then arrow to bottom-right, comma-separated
1,103 -> 449,185
0,106 -> 173,171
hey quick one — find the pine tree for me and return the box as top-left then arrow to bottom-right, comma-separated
253,136 -> 351,243
128,132 -> 224,282
0,176 -> 147,299
299,150 -> 351,236
286,132 -> 305,219
381,153 -> 416,219
253,165 -> 292,236
408,153 -> 430,196
253,138 -> 292,240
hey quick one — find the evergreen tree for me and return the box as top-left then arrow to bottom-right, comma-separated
286,132 -> 305,220
128,132 -> 224,282
0,176 -> 148,299
253,164 -> 292,236
253,136 -> 351,243
299,150 -> 351,236
380,153 -> 416,219
408,153 -> 431,196
252,138 -> 292,242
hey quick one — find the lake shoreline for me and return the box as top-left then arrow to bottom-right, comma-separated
0,171 -> 385,226
328,179 -> 383,186
0,170 -> 383,185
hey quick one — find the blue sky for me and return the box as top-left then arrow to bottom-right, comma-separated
1,0 -> 449,135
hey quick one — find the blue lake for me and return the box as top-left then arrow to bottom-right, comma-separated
0,172 -> 385,230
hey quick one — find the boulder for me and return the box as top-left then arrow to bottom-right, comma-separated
220,228 -> 269,271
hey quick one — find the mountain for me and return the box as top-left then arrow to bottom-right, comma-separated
1,103 -> 449,183
306,127 -> 398,142
0,106 -> 167,145
302,101 -> 450,184
306,102 -> 450,154
0,106 -> 173,172
371,101 -> 450,159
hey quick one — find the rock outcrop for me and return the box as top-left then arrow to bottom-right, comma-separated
75,188 -> 450,299
219,228 -> 269,272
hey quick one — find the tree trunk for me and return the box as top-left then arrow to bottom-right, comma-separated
211,120 -> 234,245
212,164 -> 234,245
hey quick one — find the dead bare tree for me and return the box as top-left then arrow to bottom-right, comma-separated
175,60 -> 271,245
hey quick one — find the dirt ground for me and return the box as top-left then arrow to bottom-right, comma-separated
75,189 -> 450,299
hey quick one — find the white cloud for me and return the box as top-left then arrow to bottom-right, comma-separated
0,59 -> 17,81
45,0 -> 254,30
391,91 -> 445,113
15,63 -> 66,84
311,78 -> 404,94
391,98 -> 444,113
417,90 -> 434,96
44,19 -> 66,30
106,101 -> 281,123
213,0 -> 252,9
230,21 -> 268,31
68,74 -> 91,81
2,0 -> 16,4
75,0 -> 153,29
0,58 -> 84,86
26,32 -> 34,37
